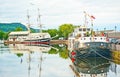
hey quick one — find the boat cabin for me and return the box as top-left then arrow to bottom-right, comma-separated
74,26 -> 91,37
9,31 -> 30,41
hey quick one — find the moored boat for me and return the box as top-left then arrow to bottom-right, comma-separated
5,10 -> 51,45
7,31 -> 51,45
68,12 -> 111,58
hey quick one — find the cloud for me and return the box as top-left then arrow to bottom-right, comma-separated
0,0 -> 120,29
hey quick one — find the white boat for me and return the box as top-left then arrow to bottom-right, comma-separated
7,31 -> 51,44
68,11 -> 111,58
68,26 -> 109,48
6,10 -> 51,45
68,25 -> 111,58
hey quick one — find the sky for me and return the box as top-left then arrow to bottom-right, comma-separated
0,0 -> 120,30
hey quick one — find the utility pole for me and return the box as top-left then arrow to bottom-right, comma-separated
104,28 -> 106,36
115,26 -> 117,36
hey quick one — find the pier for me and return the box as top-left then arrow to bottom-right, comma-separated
50,40 -> 68,45
4,40 -> 68,45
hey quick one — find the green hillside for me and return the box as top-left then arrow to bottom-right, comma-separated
0,23 -> 38,40
0,23 -> 28,32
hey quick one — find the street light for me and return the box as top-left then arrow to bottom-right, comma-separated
115,26 -> 117,36
104,28 -> 106,33
104,28 -> 106,36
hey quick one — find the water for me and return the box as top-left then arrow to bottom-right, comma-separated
0,44 -> 120,77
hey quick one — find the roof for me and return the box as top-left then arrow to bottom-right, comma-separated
29,33 -> 50,36
9,31 -> 30,35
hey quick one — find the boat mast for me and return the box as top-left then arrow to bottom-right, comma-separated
84,11 -> 95,41
27,10 -> 31,32
38,52 -> 43,77
37,8 -> 42,33
84,11 -> 87,27
27,51 -> 31,77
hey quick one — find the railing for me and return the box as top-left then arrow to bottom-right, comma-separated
77,37 -> 107,43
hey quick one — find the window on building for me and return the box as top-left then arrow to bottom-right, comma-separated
90,38 -> 91,40
87,28 -> 90,31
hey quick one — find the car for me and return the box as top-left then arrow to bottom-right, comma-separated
116,39 -> 120,44
109,38 -> 118,44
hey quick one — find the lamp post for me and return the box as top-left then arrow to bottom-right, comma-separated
97,28 -> 98,36
104,28 -> 106,32
104,28 -> 106,36
115,26 -> 117,36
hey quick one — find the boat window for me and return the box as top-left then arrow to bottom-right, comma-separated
94,38 -> 97,40
83,28 -> 86,31
79,29 -> 82,31
90,38 -> 91,40
87,28 -> 90,31
101,38 -> 102,40
84,38 -> 86,40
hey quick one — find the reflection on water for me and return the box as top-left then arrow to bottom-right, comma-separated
70,57 -> 110,77
0,44 -> 120,77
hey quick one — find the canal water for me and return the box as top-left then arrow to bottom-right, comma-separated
0,44 -> 120,77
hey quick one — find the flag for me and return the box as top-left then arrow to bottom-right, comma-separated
91,15 -> 95,19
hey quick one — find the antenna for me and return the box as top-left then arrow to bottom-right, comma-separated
27,10 -> 31,32
37,8 -> 42,33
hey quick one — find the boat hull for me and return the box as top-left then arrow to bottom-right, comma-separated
22,38 -> 50,45
72,42 -> 111,58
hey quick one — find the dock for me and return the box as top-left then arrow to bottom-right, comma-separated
4,40 -> 68,45
50,40 -> 68,45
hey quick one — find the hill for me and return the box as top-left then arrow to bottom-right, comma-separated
0,23 -> 38,32
0,23 -> 28,32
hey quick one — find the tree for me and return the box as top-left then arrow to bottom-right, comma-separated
43,29 -> 59,39
15,27 -> 23,31
16,53 -> 23,57
0,30 -> 9,40
3,32 -> 9,40
0,30 -> 4,40
59,47 -> 69,59
47,29 -> 58,37
48,48 -> 58,54
59,24 -> 74,39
